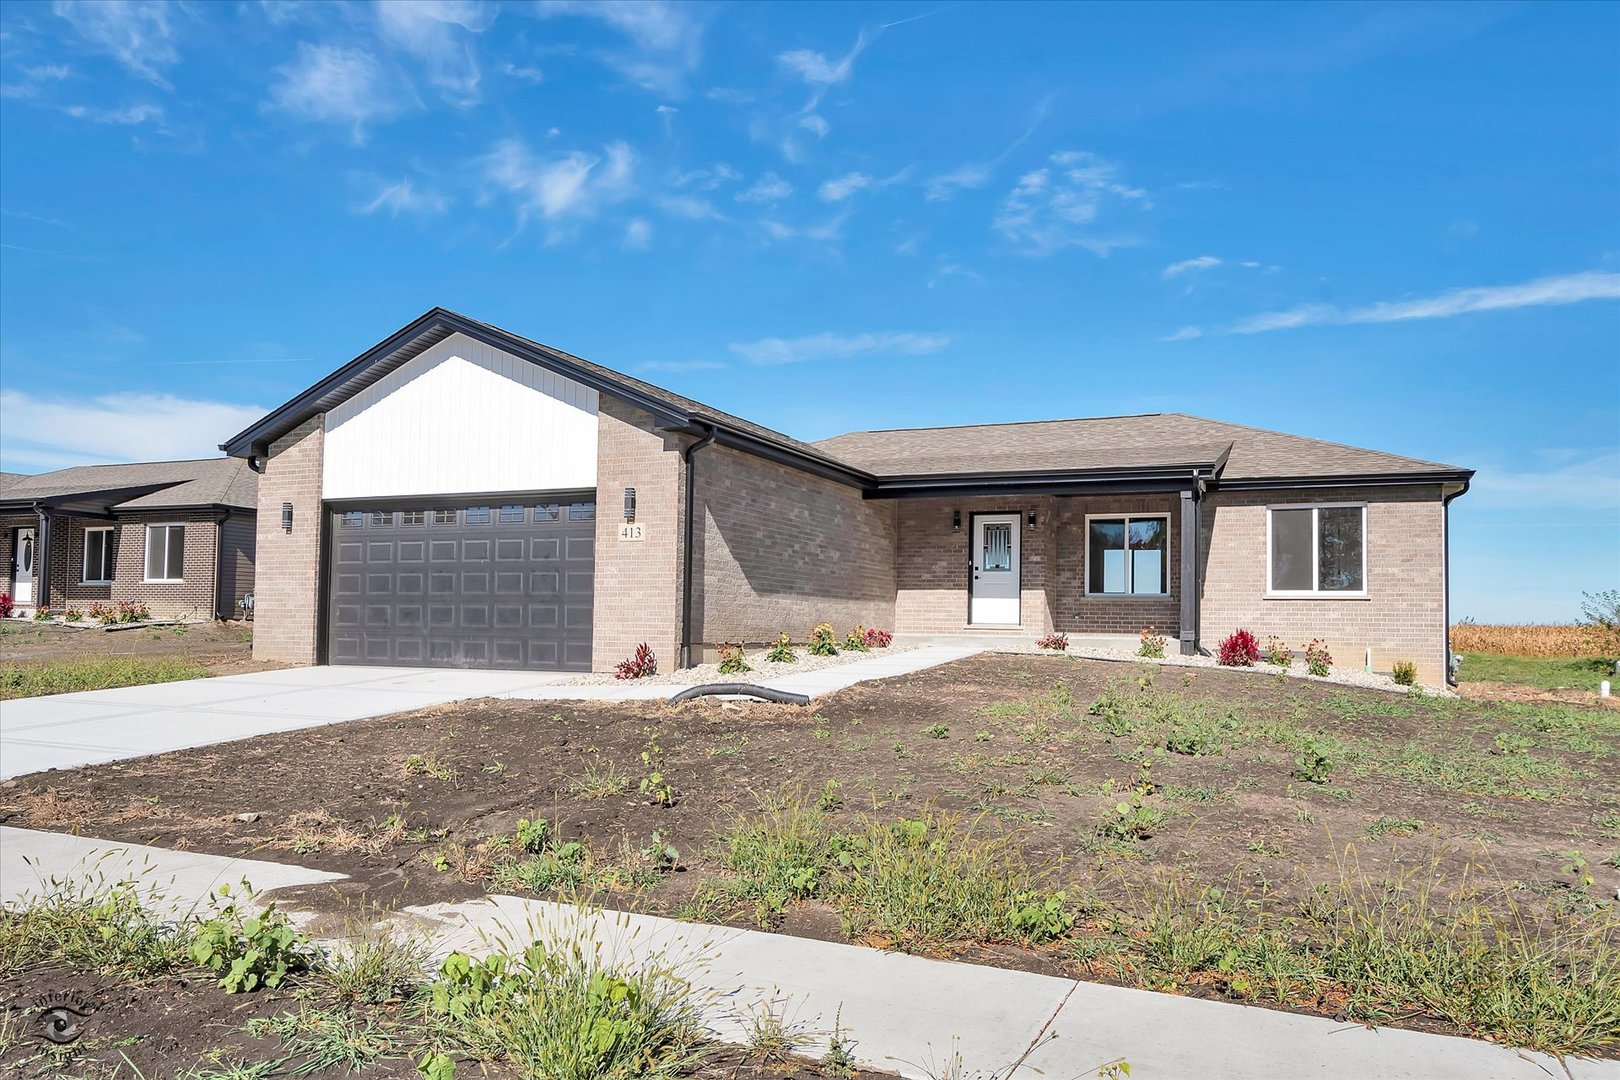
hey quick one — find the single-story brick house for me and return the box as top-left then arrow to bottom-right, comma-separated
1,459 -> 258,621
223,309 -> 1473,684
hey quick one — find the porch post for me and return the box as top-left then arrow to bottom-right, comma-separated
35,509 -> 51,612
1178,487 -> 1200,656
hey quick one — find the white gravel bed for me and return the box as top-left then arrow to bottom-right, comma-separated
557,642 -> 921,687
989,641 -> 1449,696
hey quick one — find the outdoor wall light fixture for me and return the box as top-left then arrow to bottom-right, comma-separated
281,502 -> 293,533
951,510 -> 961,533
1027,509 -> 1038,529
624,487 -> 636,523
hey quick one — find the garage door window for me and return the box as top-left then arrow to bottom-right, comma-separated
499,505 -> 525,523
535,504 -> 560,521
570,502 -> 596,521
466,506 -> 491,525
433,509 -> 456,525
401,511 -> 425,526
342,511 -> 364,528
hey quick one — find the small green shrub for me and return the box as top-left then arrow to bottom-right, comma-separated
188,885 -> 310,993
1265,636 -> 1293,667
844,625 -> 871,652
639,733 -> 675,807
922,723 -> 949,739
764,634 -> 798,663
1304,639 -> 1333,677
1097,797 -> 1165,842
1293,739 -> 1337,783
1165,712 -> 1237,756
717,644 -> 752,675
1392,660 -> 1418,686
1137,627 -> 1166,659
808,623 -> 839,657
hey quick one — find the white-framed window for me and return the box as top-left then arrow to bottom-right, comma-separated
1267,503 -> 1367,596
1085,514 -> 1170,596
83,526 -> 115,583
144,524 -> 186,583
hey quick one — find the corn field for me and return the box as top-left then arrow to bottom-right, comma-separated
1449,623 -> 1609,658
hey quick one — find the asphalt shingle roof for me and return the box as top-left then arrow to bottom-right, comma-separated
814,413 -> 1468,482
0,458 -> 258,512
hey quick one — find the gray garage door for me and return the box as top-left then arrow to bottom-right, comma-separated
326,500 -> 594,670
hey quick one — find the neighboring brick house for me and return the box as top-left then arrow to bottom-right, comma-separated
224,309 -> 1472,684
0,459 -> 258,622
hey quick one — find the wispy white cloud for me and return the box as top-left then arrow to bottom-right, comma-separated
265,42 -> 402,141
1466,449 -> 1620,512
672,163 -> 739,191
1162,326 -> 1203,342
1230,271 -> 1620,334
777,29 -> 870,90
0,389 -> 265,471
730,330 -> 951,366
622,217 -> 651,250
374,0 -> 492,107
736,171 -> 791,204
499,61 -> 543,84
354,176 -> 450,216
0,63 -> 73,100
536,0 -> 703,95
757,212 -> 849,246
480,137 -> 635,236
61,101 -> 162,125
52,0 -> 179,88
924,94 -> 1052,202
1163,255 -> 1221,278
818,171 -> 870,202
657,194 -> 725,221
798,113 -> 829,138
993,150 -> 1148,256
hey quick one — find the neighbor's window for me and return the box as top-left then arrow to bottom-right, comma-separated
1268,504 -> 1366,595
83,527 -> 115,583
144,524 -> 185,582
1086,515 -> 1168,596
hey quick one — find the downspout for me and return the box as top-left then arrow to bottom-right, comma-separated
679,423 -> 718,670
32,504 -> 50,612
1441,478 -> 1472,688
212,511 -> 230,621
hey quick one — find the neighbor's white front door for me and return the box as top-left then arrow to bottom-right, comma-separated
970,514 -> 1020,625
13,527 -> 36,605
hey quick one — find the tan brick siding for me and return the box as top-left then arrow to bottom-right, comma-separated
1055,494 -> 1182,637
1198,486 -> 1447,683
692,443 -> 895,647
253,417 -> 325,664
592,398 -> 684,671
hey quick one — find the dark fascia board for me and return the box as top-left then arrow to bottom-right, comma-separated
866,461 -> 1220,500
218,308 -> 875,490
1213,469 -> 1475,491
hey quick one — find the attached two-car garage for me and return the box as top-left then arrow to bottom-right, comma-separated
325,498 -> 595,670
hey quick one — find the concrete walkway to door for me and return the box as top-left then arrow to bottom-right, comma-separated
0,666 -> 576,780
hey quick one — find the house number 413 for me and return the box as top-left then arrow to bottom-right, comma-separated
618,523 -> 645,542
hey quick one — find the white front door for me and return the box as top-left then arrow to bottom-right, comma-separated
969,514 -> 1020,625
13,527 -> 36,605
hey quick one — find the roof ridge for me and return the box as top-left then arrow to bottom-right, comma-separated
1163,412 -> 1466,473
819,413 -> 1168,440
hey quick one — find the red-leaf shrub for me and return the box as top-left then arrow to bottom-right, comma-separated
0,593 -> 12,619
862,627 -> 893,649
1217,629 -> 1261,667
1037,632 -> 1069,651
615,642 -> 657,680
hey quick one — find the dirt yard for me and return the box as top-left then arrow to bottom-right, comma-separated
0,619 -> 264,674
4,653 -> 1617,1052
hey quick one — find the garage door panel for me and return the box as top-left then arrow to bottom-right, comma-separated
328,501 -> 594,671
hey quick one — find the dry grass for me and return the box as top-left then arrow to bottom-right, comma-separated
1450,623 -> 1607,658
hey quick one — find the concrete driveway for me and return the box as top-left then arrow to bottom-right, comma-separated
0,666 -> 575,780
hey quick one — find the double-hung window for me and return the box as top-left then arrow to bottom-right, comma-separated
1085,515 -> 1169,596
1268,503 -> 1366,596
144,524 -> 185,582
83,527 -> 115,583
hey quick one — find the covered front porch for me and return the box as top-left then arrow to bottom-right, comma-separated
877,465 -> 1221,656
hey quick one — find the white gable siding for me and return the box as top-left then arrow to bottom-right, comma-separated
322,333 -> 598,500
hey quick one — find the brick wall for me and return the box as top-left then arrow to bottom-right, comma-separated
1199,485 -> 1447,683
692,443 -> 895,648
110,513 -> 221,619
253,417 -> 325,664
1056,493 -> 1182,637
895,496 -> 1056,633
592,398 -> 684,671
50,518 -> 113,611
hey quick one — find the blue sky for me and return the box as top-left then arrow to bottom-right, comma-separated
1,0 -> 1616,622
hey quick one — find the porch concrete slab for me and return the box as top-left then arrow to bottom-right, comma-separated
1016,978 -> 1579,1080
0,826 -> 345,918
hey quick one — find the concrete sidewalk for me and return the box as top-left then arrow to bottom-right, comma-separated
0,645 -> 981,779
4,826 -> 1610,1080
